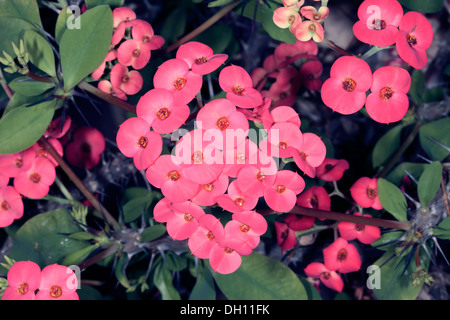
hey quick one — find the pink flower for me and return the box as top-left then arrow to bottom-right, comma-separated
299,59 -> 323,91
323,238 -> 362,273
1,261 -> 41,300
274,40 -> 318,69
44,115 -> 72,139
98,79 -> 127,100
263,170 -> 305,213
209,238 -> 242,274
31,138 -> 63,167
262,122 -> 303,159
216,179 -> 259,214
262,67 -> 302,108
304,262 -> 344,292
235,163 -> 277,198
36,264 -> 79,300
145,154 -> 200,203
284,212 -> 315,231
188,213 -> 225,259
338,212 -> 381,244
296,185 -> 330,212
222,138 -> 262,178
219,65 -> 263,109
116,117 -> 162,171
136,88 -> 190,134
153,197 -> 175,223
315,158 -> 349,181
352,0 -> 403,47
112,7 -> 136,30
396,11 -> 433,69
365,66 -> 411,124
176,41 -> 228,75
110,63 -> 143,95
65,126 -> 106,170
274,221 -> 297,253
273,7 -> 301,30
0,186 -> 24,227
0,148 -> 35,178
263,105 -> 301,131
165,201 -> 205,241
117,39 -> 152,70
153,58 -> 203,106
92,50 -> 117,81
191,174 -> 229,207
13,157 -> 55,199
131,20 -> 165,51
321,56 -> 372,115
350,177 -> 383,210
294,20 -> 324,43
300,6 -> 329,23
292,132 -> 327,178
0,174 -> 7,187
282,0 -> 304,9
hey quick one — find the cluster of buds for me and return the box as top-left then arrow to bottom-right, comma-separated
0,40 -> 29,75
411,267 -> 434,287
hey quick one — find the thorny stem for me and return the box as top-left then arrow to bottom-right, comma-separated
38,137 -> 121,231
164,0 -> 242,53
323,38 -> 353,57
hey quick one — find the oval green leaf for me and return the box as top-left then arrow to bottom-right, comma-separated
417,161 -> 442,207
377,178 -> 408,222
140,224 -> 166,242
419,117 -> 450,162
0,17 -> 38,57
398,0 -> 444,13
9,77 -> 55,97
60,5 -> 113,90
0,0 -> 42,28
372,124 -> 407,168
213,252 -> 307,300
24,30 -> 56,77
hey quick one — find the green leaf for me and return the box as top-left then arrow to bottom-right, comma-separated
165,251 -> 188,272
121,188 -> 162,223
398,0 -> 444,13
160,7 -> 187,44
0,17 -> 38,57
299,277 -> 322,300
115,255 -> 131,289
8,77 -> 55,97
7,209 -> 88,267
372,124 -> 407,168
371,231 -> 406,251
59,5 -> 113,90
192,25 -> 233,56
23,30 -> 56,77
140,224 -> 166,242
213,252 -> 308,300
408,69 -> 425,105
386,162 -> 427,186
0,99 -> 57,155
85,0 -> 125,7
377,178 -> 408,222
433,217 -> 450,240
419,117 -> 450,162
417,161 -> 442,207
422,87 -> 444,103
69,231 -> 97,241
55,7 -> 72,45
0,0 -> 42,28
189,261 -> 216,300
153,262 -> 181,300
62,244 -> 99,266
208,0 -> 235,7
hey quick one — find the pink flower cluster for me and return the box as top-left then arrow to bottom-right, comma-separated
94,7 -> 165,100
1,260 -> 79,300
352,0 -> 433,69
273,0 -> 328,43
251,40 -> 323,109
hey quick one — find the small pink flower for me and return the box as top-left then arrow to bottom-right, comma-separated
263,105 -> 301,131
273,7 -> 301,30
110,63 -> 143,95
222,138 -> 261,178
165,201 -> 205,241
112,7 -> 136,30
176,41 -> 228,75
0,174 -> 7,187
396,11 -> 433,69
188,214 -> 225,259
296,185 -> 330,212
216,179 -> 259,214
282,0 -> 304,9
304,262 -> 344,292
352,0 -> 403,47
365,66 -> 411,124
263,67 -> 302,108
235,164 -> 277,198
0,186 -> 23,228
321,56 -> 372,115
98,79 -> 127,100
92,50 -> 117,81
191,174 -> 229,207
300,6 -> 329,23
0,148 -> 35,178
274,40 -> 318,68
65,126 -> 106,170
292,132 -> 327,178
131,20 -> 165,51
264,170 -> 305,213
136,88 -> 190,134
116,117 -> 162,171
263,121 -> 303,159
1,261 -> 41,300
32,138 -> 63,167
36,264 -> 79,300
323,238 -> 362,273
209,238 -> 242,274
294,20 -> 325,43
315,158 -> 349,181
153,58 -> 203,106
219,65 -> 263,109
117,39 -> 152,70
299,59 -> 323,91
13,157 -> 56,199
145,154 -> 200,203
275,221 -> 297,253
350,177 -> 383,210
338,212 -> 381,244
44,116 -> 72,139
284,212 -> 315,231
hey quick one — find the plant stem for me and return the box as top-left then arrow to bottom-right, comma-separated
324,38 -> 353,57
39,137 -> 121,231
78,81 -> 136,115
26,71 -> 54,83
0,68 -> 13,99
165,0 -> 242,53
360,45 -> 394,61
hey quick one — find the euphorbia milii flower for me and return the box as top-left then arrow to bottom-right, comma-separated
323,237 -> 361,273
136,88 -> 190,134
274,40 -> 318,69
338,212 -> 381,244
0,148 -> 35,178
284,212 -> 315,231
36,264 -> 79,300
304,262 -> 344,292
321,56 -> 372,115
31,138 -> 63,167
264,170 -> 305,213
0,174 -> 7,187
396,11 -> 433,70
209,238 -> 243,274
294,20 -> 324,43
188,213 -> 225,259
365,66 -> 411,124
262,67 -> 302,108
2,261 -> 41,300
153,58 -> 203,106
110,63 -> 143,95
263,121 -> 303,159
300,6 -> 329,23
176,41 -> 228,75
165,201 -> 205,240
112,6 -> 136,30
153,197 -> 175,223
350,177 -> 383,210
292,132 -> 327,178
282,0 -> 304,9
219,65 -> 263,109
216,179 -> 259,214
131,20 -> 165,51
44,115 -> 72,139
191,174 -> 229,207
296,185 -> 330,211
116,117 -> 162,171
352,0 -> 403,47
235,163 -> 277,198
145,154 -> 200,203
117,39 -> 151,70
13,157 -> 55,199
65,126 -> 106,170
299,59 -> 323,91
316,158 -> 349,181
263,105 -> 301,131
0,186 -> 23,228
273,7 -> 301,31
275,221 -> 297,253
222,138 -> 261,178
92,49 -> 117,81
98,79 -> 127,100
